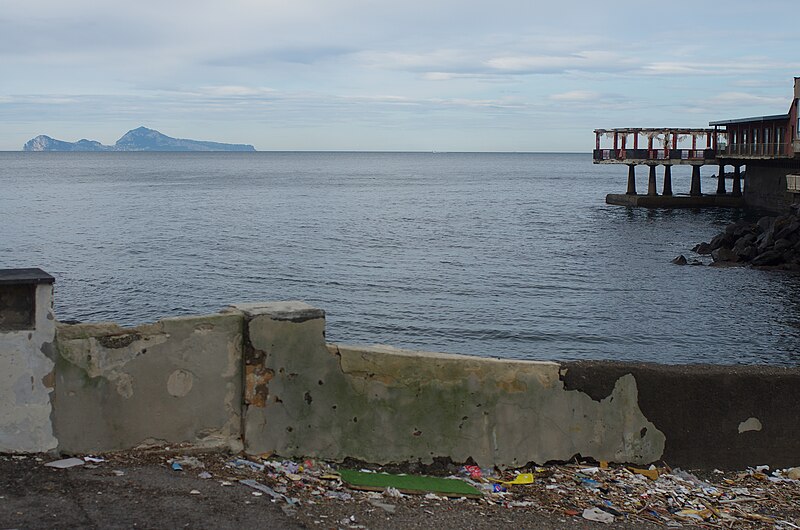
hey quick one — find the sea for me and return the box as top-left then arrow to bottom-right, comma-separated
2,151 -> 799,366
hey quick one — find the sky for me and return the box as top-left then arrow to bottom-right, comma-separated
1,0 -> 798,152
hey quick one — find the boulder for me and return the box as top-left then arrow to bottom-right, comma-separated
711,247 -> 739,263
732,233 -> 756,254
756,216 -> 773,234
756,231 -> 774,252
775,221 -> 800,242
737,245 -> 758,262
693,242 -> 712,255
774,238 -> 793,253
709,232 -> 733,251
671,255 -> 688,265
751,250 -> 784,267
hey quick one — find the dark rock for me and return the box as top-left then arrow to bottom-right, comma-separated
693,242 -> 712,255
709,233 -> 733,251
775,221 -> 800,242
671,255 -> 688,265
751,250 -> 784,267
711,247 -> 739,263
756,216 -> 773,234
774,238 -> 793,253
757,232 -> 774,252
733,233 -> 756,254
738,245 -> 758,262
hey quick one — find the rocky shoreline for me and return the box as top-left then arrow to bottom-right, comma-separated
676,212 -> 800,269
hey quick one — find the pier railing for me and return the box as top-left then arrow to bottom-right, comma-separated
718,143 -> 788,158
593,148 -> 716,163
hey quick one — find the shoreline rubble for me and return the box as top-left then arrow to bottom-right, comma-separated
9,447 -> 800,528
679,211 -> 800,270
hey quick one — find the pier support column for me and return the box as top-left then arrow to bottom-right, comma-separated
732,165 -> 742,197
662,165 -> 673,196
690,165 -> 702,197
647,165 -> 658,196
626,164 -> 637,195
716,163 -> 726,195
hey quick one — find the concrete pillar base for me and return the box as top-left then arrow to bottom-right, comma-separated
662,166 -> 673,196
716,163 -> 726,195
626,165 -> 637,195
732,165 -> 742,197
690,165 -> 702,197
647,165 -> 658,196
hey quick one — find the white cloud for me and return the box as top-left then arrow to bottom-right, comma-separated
200,86 -> 276,97
550,90 -> 599,102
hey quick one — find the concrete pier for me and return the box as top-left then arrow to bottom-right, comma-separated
733,165 -> 742,197
626,164 -> 636,195
716,163 -> 726,194
663,165 -> 673,196
647,165 -> 658,196
690,165 -> 702,196
606,194 -> 744,208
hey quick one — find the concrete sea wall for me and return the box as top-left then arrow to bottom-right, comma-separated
1,276 -> 799,469
744,162 -> 797,213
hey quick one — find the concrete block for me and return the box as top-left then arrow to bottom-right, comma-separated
54,312 -> 244,453
0,270 -> 58,453
241,303 -> 664,467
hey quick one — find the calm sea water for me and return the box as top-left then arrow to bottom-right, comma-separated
2,152 -> 799,365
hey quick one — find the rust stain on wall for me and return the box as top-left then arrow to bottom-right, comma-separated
245,362 -> 273,408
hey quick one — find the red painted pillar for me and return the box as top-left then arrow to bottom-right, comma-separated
596,132 -> 600,151
633,132 -> 639,150
648,136 -> 653,159
692,135 -> 697,151
613,132 -> 618,150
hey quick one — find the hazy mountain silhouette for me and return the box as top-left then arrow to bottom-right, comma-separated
24,127 -> 256,152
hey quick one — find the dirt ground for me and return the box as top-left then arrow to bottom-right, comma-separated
1,448 -> 796,529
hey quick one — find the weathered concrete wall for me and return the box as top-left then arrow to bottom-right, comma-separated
0,283 -> 58,453
561,361 -> 800,470
54,312 -> 243,453
744,163 -> 796,213
4,291 -> 800,470
239,302 -> 665,468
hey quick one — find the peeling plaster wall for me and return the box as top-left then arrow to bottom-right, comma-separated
5,296 -> 799,469
238,302 -> 665,468
0,284 -> 58,453
54,312 -> 244,453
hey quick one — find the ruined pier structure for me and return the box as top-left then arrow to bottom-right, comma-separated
595,77 -> 800,210
593,128 -> 741,197
3,268 -> 800,470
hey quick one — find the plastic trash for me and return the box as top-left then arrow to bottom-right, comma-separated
367,498 -> 397,513
464,465 -> 482,480
240,478 -> 299,505
198,471 -> 213,479
171,462 -> 183,471
501,473 -> 534,485
582,507 -> 615,524
628,466 -> 659,480
229,458 -> 265,472
44,458 -> 85,469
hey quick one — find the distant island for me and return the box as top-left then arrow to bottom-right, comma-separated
23,127 -> 256,152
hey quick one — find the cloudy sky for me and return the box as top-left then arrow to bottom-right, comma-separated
1,0 -> 798,151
